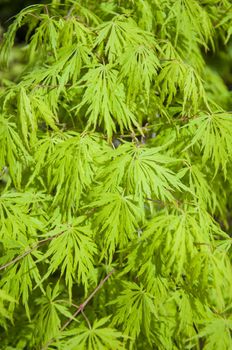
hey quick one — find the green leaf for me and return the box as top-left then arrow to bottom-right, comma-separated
35,284 -> 72,345
111,282 -> 157,341
90,191 -> 143,261
41,217 -> 97,297
96,142 -> 187,204
196,317 -> 232,350
46,133 -> 101,215
184,111 -> 232,175
74,64 -> 139,138
0,114 -> 31,187
62,316 -> 125,350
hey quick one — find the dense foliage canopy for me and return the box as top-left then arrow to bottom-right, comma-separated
0,0 -> 232,349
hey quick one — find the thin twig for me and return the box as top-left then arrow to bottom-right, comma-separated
41,269 -> 115,350
44,5 -> 49,16
145,197 -> 165,205
81,309 -> 91,329
53,300 -> 93,328
0,232 -> 64,272
27,13 -> 42,20
65,5 -> 75,18
61,269 -> 115,331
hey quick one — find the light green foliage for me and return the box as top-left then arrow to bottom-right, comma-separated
0,289 -> 16,325
75,64 -> 139,137
111,281 -> 157,341
61,317 -> 125,349
185,111 -> 232,175
41,217 -> 97,296
196,317 -> 232,350
90,192 -> 142,261
0,0 -> 232,349
45,133 -> 101,215
35,284 -> 72,345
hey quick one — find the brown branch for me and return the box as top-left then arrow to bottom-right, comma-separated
0,231 -> 64,272
41,269 -> 115,350
61,269 -> 115,331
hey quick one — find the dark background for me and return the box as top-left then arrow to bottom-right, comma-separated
0,0 -> 44,41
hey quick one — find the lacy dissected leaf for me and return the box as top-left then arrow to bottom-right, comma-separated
62,317 -> 125,350
0,289 -> 16,323
0,5 -> 43,65
34,284 -> 72,346
17,87 -> 37,147
0,247 -> 42,318
132,259 -> 169,300
164,0 -> 213,47
68,0 -> 101,26
0,114 -> 31,187
195,317 -> 232,350
0,191 -> 46,242
96,142 -> 187,204
74,64 -> 139,138
111,281 -> 157,341
0,192 -> 48,315
184,111 -> 232,175
46,133 -> 101,215
135,0 -> 154,31
55,44 -> 93,91
126,205 -> 228,281
10,86 -> 59,145
0,0 -> 232,349
26,42 -> 93,100
29,15 -> 60,60
93,14 -> 155,63
190,249 -> 232,310
31,95 -> 59,130
89,191 -> 143,261
27,132 -> 65,188
41,217 -> 97,297
157,60 -> 207,113
59,16 -> 94,47
217,10 -> 232,43
118,43 -> 160,102
169,290 -> 208,337
179,163 -> 219,213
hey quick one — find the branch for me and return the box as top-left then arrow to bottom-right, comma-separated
0,232 -> 64,272
65,5 -> 75,18
145,197 -> 165,206
33,83 -> 72,89
44,5 -> 49,16
41,269 -> 115,350
61,269 -> 115,331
